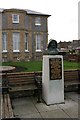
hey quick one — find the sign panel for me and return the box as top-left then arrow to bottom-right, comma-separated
49,58 -> 62,80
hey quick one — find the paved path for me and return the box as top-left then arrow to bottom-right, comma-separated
12,92 -> 80,119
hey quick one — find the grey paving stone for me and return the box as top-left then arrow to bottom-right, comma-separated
62,106 -> 78,118
40,108 -> 70,118
65,92 -> 79,103
12,97 -> 38,116
11,92 -> 79,119
58,99 -> 78,109
12,97 -> 32,106
17,113 -> 42,118
34,102 -> 59,112
58,99 -> 78,118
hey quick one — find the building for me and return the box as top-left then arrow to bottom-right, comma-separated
0,8 -> 50,61
58,40 -> 80,52
71,40 -> 80,49
58,41 -> 71,50
58,40 -> 80,61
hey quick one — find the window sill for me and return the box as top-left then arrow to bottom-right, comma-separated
12,22 -> 19,24
2,50 -> 7,53
13,50 -> 20,53
12,21 -> 19,24
36,50 -> 42,52
35,24 -> 41,26
25,50 -> 29,52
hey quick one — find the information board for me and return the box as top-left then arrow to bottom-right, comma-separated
49,58 -> 62,80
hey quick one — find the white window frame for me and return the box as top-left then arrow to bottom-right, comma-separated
35,17 -> 41,26
25,33 -> 29,52
12,32 -> 20,52
2,32 -> 7,52
12,14 -> 19,23
36,34 -> 42,52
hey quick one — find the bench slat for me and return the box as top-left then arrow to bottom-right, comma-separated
4,94 -> 10,118
7,94 -> 14,117
65,81 -> 80,86
1,93 -> 14,119
8,73 -> 37,93
9,85 -> 37,92
7,73 -> 42,102
1,94 -> 4,119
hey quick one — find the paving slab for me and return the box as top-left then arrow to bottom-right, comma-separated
65,92 -> 79,103
58,102 -> 78,118
35,102 -> 59,112
11,92 -> 79,119
40,108 -> 70,118
12,97 -> 39,117
58,92 -> 79,118
17,113 -> 42,118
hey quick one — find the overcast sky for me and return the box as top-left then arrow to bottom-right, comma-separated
0,0 -> 79,43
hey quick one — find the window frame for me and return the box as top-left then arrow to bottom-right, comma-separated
2,32 -> 7,52
35,17 -> 41,26
25,33 -> 29,52
12,14 -> 19,23
36,34 -> 42,52
12,32 -> 20,52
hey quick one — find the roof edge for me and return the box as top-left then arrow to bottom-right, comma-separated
0,8 -> 51,16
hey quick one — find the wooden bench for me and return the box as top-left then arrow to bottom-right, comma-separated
64,70 -> 80,92
34,70 -> 80,92
7,72 -> 41,102
1,93 -> 14,120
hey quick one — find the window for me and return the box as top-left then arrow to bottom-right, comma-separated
13,32 -> 20,52
12,14 -> 19,23
2,32 -> 7,52
36,34 -> 41,51
25,33 -> 28,52
35,17 -> 41,26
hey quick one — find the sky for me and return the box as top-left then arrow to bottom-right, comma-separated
0,0 -> 79,43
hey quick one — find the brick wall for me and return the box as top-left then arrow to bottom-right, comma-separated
2,9 -> 48,61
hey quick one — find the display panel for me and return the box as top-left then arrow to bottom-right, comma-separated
49,58 -> 62,80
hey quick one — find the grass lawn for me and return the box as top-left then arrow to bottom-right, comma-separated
1,60 -> 80,72
64,61 -> 80,70
2,61 -> 42,72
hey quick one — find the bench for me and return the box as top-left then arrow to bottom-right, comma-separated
64,70 -> 80,92
1,93 -> 14,120
34,70 -> 80,92
7,72 -> 41,102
